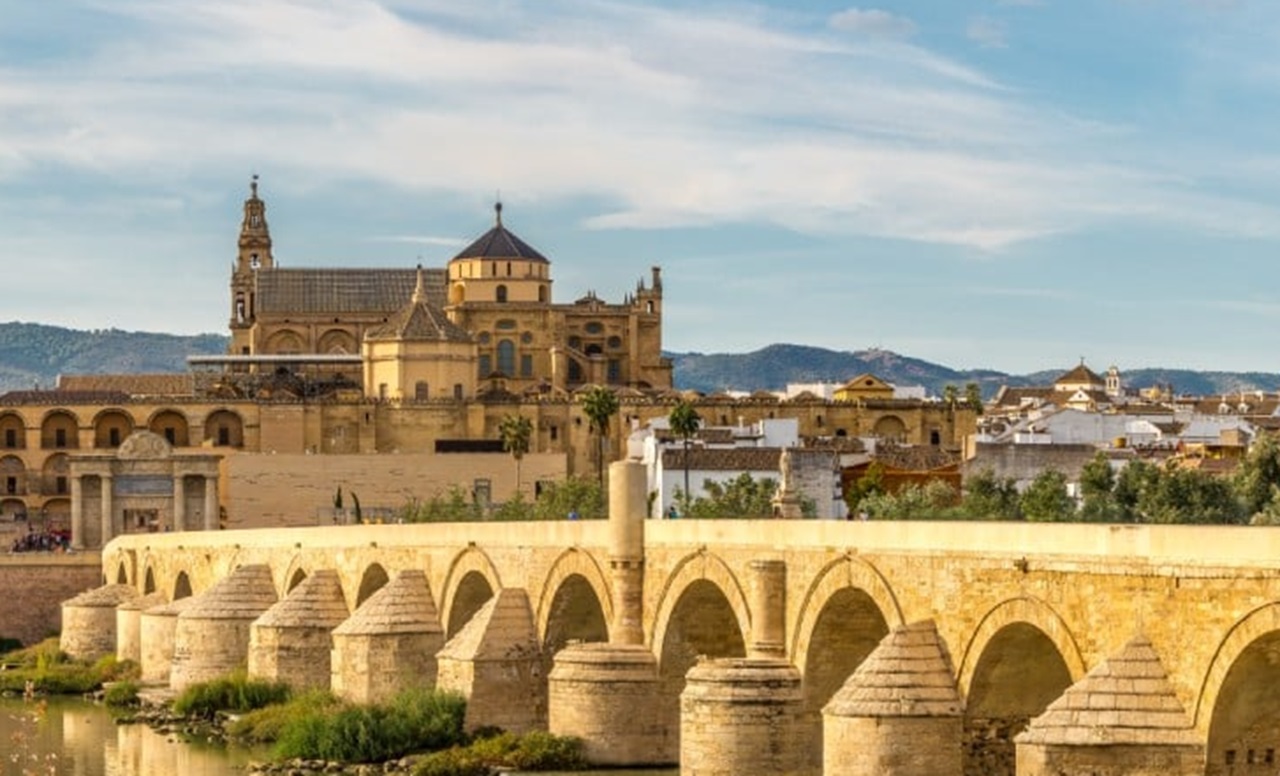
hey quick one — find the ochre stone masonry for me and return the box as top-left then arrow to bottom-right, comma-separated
0,554 -> 101,647
83,462 -> 1280,774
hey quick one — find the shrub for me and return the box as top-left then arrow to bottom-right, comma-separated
507,731 -> 585,770
173,671 -> 291,718
412,747 -> 490,776
273,687 -> 467,763
227,689 -> 340,744
104,681 -> 140,707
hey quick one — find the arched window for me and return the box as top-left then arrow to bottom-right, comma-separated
497,340 -> 516,376
538,285 -> 548,303
496,285 -> 508,303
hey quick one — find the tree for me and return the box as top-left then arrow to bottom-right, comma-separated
942,384 -> 959,410
580,386 -> 619,487
499,414 -> 534,494
961,468 -> 1020,520
1019,469 -> 1074,522
668,401 -> 702,514
1078,452 -> 1118,523
844,461 -> 885,516
1234,431 -> 1280,520
964,382 -> 984,415
683,473 -> 777,519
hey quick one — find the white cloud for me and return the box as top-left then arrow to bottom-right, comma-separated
0,0 -> 1276,259
967,16 -> 1009,48
828,8 -> 917,37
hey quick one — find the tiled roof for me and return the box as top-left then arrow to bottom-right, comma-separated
254,570 -> 349,629
365,301 -> 472,343
1054,363 -> 1105,387
452,214 -> 548,263
256,268 -> 446,314
662,447 -> 782,472
334,570 -> 441,636
57,373 -> 194,396
0,390 -> 132,405
874,445 -> 958,471
1017,634 -> 1198,747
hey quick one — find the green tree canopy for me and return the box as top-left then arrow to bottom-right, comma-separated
1019,469 -> 1075,522
580,386 -> 620,487
668,401 -> 702,512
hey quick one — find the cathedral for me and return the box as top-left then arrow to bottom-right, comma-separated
0,179 -> 974,549
226,177 -> 671,400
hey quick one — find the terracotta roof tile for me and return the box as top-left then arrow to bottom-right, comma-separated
256,268 -> 446,314
57,373 -> 194,396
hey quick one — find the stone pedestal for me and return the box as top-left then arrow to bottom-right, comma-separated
681,657 -> 815,776
549,642 -> 670,766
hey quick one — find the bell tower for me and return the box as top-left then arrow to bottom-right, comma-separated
229,175 -> 273,354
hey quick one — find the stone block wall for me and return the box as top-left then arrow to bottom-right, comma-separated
0,555 -> 101,646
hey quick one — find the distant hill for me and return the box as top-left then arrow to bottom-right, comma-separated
0,322 -> 227,391
0,323 -> 1273,399
667,344 -> 1280,398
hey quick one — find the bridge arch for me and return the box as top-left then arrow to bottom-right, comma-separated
535,547 -> 613,651
791,555 -> 902,732
143,567 -> 156,595
958,595 -> 1086,699
354,563 -> 390,609
441,547 -> 503,639
281,555 -> 310,596
650,550 -> 751,652
958,596 -> 1085,775
1197,601 -> 1280,767
173,570 -> 193,600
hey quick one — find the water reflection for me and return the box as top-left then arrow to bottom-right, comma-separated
0,697 -> 676,776
0,697 -> 258,776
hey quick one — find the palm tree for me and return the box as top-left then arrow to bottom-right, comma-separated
580,386 -> 620,487
499,414 -> 534,495
668,401 -> 702,515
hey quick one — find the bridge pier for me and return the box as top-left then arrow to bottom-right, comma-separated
331,569 -> 443,704
248,569 -> 349,690
823,620 -> 964,776
679,558 -> 815,776
436,588 -> 544,733
170,564 -> 277,691
60,584 -> 138,661
1015,634 -> 1204,776
139,596 -> 196,685
115,592 -> 165,664
550,461 -> 671,765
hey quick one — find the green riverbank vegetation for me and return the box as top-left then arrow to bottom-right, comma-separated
0,639 -> 138,695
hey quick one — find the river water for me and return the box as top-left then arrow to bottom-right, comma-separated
0,697 -> 676,776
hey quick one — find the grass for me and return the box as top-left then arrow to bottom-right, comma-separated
104,680 -> 140,707
272,687 -> 467,763
412,730 -> 587,775
0,638 -> 138,695
226,689 -> 342,744
172,670 -> 292,718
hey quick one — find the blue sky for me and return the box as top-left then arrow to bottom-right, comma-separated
3,0 -> 1280,375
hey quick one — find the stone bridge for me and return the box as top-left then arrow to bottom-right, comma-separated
78,462 -> 1280,776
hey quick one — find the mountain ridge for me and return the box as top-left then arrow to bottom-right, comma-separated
0,322 -> 1273,398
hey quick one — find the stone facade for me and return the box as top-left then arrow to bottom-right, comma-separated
115,592 -> 166,664
0,554 -> 100,646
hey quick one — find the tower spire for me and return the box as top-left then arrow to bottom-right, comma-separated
412,264 -> 427,305
495,199 -> 503,227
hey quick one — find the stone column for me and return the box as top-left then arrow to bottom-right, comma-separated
172,474 -> 186,533
608,460 -> 646,646
100,474 -> 113,545
203,475 -> 218,531
70,475 -> 84,550
749,559 -> 786,659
